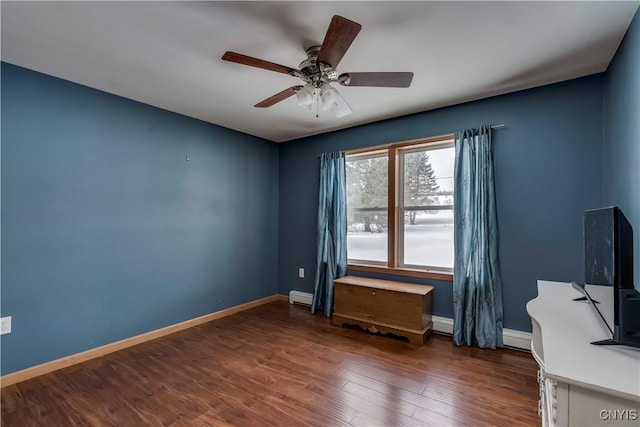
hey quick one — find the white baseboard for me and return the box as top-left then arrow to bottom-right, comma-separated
432,315 -> 531,350
289,290 -> 532,350
502,328 -> 533,350
432,315 -> 454,334
289,290 -> 313,306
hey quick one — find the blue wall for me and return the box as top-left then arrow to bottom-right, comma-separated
0,63 -> 279,375
3,18 -> 635,374
604,9 -> 640,290
279,75 -> 605,331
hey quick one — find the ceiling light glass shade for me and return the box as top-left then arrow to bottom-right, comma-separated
322,99 -> 338,111
296,84 -> 314,106
319,83 -> 338,106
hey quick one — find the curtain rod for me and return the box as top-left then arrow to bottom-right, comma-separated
317,124 -> 506,157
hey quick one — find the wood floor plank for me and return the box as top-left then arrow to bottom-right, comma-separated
1,301 -> 540,427
340,381 -> 417,417
411,406 -> 469,427
264,379 -> 356,426
348,409 -> 426,427
340,362 -> 429,395
340,369 -> 469,425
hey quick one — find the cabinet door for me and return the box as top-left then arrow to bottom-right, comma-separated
568,385 -> 640,426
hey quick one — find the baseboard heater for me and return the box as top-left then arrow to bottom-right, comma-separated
289,290 -> 313,306
288,290 -> 532,350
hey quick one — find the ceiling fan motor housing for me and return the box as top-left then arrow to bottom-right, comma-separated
298,46 -> 321,84
299,56 -> 318,78
298,45 -> 335,86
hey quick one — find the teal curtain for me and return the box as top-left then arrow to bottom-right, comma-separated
311,152 -> 347,317
453,126 -> 503,348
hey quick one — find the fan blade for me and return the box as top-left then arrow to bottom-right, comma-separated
222,51 -> 296,75
255,86 -> 302,108
339,72 -> 414,88
331,90 -> 352,118
317,15 -> 362,68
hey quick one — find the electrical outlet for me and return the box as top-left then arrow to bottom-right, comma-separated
1,316 -> 12,335
298,268 -> 305,278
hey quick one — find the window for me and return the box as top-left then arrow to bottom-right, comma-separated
346,150 -> 388,263
346,135 -> 455,279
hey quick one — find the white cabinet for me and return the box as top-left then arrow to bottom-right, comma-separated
527,281 -> 640,427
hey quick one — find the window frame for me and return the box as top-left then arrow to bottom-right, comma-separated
346,134 -> 455,281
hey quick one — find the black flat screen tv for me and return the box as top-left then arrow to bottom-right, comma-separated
583,206 -> 640,348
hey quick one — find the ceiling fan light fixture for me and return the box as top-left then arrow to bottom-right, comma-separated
296,84 -> 315,106
319,83 -> 338,106
322,102 -> 337,112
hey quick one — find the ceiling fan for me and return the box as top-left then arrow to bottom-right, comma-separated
221,15 -> 414,118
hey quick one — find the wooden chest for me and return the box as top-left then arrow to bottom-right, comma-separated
332,276 -> 433,345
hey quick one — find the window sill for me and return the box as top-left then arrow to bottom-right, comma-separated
347,263 -> 453,281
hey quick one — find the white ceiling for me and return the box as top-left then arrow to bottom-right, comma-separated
2,1 -> 638,143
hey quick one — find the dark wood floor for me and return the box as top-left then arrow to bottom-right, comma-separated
1,301 -> 540,426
